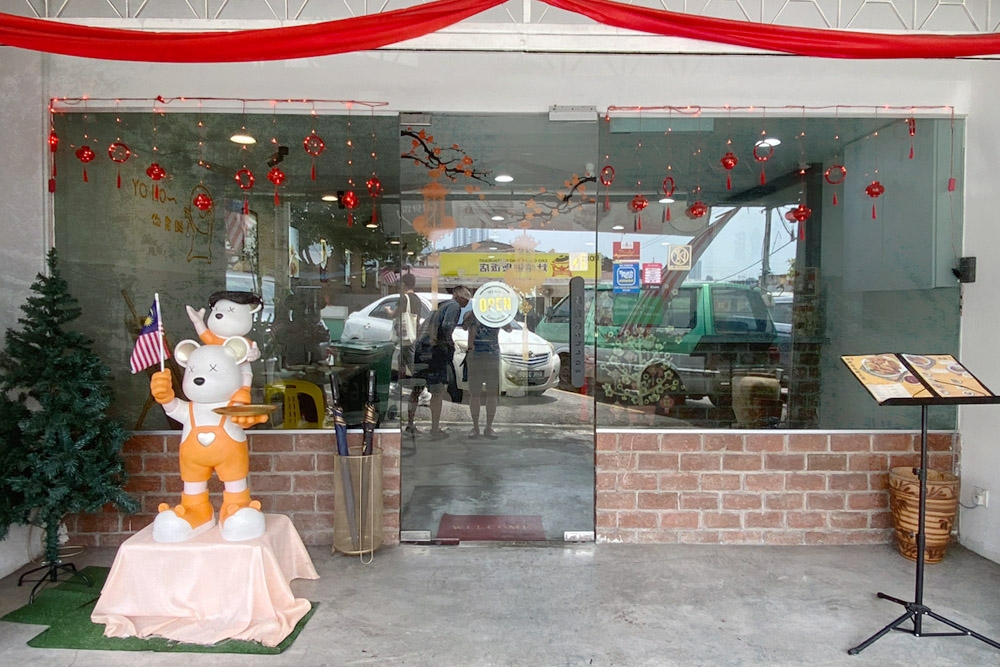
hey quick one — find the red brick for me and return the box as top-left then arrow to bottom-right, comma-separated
763,531 -> 807,545
722,493 -> 762,510
744,511 -> 784,528
316,492 -> 337,512
123,455 -> 143,475
75,513 -> 121,533
765,492 -> 804,510
619,433 -> 660,451
292,474 -> 332,493
316,452 -> 337,472
273,494 -> 317,512
723,454 -> 762,471
721,530 -> 763,544
870,472 -> 890,490
125,474 -> 163,493
830,433 -> 871,453
680,492 -> 720,510
294,433 -> 334,452
618,472 -> 660,490
927,432 -> 956,452
637,491 -> 679,510
679,453 -> 722,471
595,434 -> 617,451
701,474 -> 743,491
596,471 -> 617,491
873,433 -> 914,452
703,512 -> 742,529
871,511 -> 894,529
273,453 -> 317,472
807,493 -> 845,510
143,454 -> 177,473
745,434 -> 785,452
127,434 -> 167,454
848,453 -> 888,472
888,454 -> 921,470
660,434 -> 702,452
659,472 -> 700,490
619,511 -> 658,529
847,492 -> 888,510
765,453 -> 805,471
785,473 -> 825,491
788,434 -> 828,452
636,453 -> 679,471
660,511 -> 700,529
787,511 -> 826,529
745,473 -> 784,492
597,490 -> 638,510
829,473 -> 870,491
679,531 -> 722,544
249,453 -> 273,472
596,452 -> 638,470
595,512 -> 617,528
289,512 -> 334,533
829,512 -> 869,529
928,453 -> 956,472
703,434 -> 744,452
248,433 -> 296,453
806,454 -> 847,471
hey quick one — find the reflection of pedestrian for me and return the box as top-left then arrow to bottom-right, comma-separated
384,273 -> 422,434
463,297 -> 511,439
416,286 -> 471,440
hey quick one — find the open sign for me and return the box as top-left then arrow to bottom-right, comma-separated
471,281 -> 520,327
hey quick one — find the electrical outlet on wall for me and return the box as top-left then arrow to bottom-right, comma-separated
972,486 -> 989,508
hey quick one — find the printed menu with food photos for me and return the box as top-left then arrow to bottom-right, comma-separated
842,353 -> 997,405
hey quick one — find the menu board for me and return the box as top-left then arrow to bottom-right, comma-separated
842,353 -> 997,405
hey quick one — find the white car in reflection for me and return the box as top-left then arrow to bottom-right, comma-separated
342,292 -> 559,396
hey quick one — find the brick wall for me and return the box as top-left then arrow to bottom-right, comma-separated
65,430 -> 402,549
68,430 -> 956,549
595,431 -> 957,544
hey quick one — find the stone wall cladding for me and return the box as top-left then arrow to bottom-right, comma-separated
595,431 -> 957,545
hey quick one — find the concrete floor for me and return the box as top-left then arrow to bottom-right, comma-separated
2,541 -> 1000,666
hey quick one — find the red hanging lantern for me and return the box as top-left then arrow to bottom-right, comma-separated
108,141 -> 131,189
720,151 -> 738,191
146,162 -> 166,200
235,167 -> 255,214
628,194 -> 649,231
661,176 -> 676,222
865,180 -> 886,220
600,165 -> 615,211
75,145 -> 95,182
790,203 -> 812,240
267,167 -> 286,206
753,142 -> 774,186
367,176 -> 383,227
48,130 -> 58,192
824,164 -> 847,205
686,201 -> 708,219
342,189 -> 359,227
193,192 -> 213,212
303,131 -> 326,180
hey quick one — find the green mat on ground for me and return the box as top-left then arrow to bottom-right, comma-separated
1,566 -> 315,654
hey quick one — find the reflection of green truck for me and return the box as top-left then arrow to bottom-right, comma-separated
535,282 -> 779,412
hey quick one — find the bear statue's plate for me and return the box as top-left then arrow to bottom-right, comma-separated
212,404 -> 279,416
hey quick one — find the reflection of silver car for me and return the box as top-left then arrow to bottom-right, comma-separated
341,292 -> 559,396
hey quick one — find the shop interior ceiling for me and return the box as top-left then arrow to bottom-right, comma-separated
81,110 -> 901,234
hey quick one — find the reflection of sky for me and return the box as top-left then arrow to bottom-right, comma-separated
434,206 -> 798,283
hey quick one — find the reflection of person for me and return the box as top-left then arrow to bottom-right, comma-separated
463,292 -> 512,439
419,286 -> 471,440
384,273 -> 423,434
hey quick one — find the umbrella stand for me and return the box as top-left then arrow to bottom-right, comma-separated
358,370 -> 378,553
330,373 -> 359,551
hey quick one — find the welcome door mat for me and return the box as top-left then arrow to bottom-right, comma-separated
436,513 -> 546,542
1,566 -> 315,654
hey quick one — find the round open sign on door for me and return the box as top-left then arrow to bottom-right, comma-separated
472,281 -> 520,328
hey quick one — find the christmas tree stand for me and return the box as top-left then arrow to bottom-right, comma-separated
18,559 -> 91,603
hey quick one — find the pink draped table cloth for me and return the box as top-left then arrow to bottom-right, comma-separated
91,513 -> 319,647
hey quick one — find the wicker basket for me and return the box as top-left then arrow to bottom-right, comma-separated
888,466 -> 959,563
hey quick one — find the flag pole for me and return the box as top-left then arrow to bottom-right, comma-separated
154,292 -> 165,372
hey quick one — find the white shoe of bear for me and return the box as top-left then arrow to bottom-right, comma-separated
152,510 -> 216,543
221,507 -> 266,541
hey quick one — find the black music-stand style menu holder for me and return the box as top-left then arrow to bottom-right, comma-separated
842,353 -> 1000,655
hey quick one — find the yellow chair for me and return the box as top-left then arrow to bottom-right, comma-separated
265,379 -> 325,429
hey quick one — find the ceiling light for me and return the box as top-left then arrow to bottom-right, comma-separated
389,239 -> 401,245
230,129 -> 256,145
612,224 -> 625,231
491,215 -> 505,221
756,137 -> 781,148
659,197 -> 675,204
366,220 -> 379,229
321,194 -> 338,202
494,174 -> 514,183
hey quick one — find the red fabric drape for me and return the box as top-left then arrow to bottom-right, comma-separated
1,0 -> 999,62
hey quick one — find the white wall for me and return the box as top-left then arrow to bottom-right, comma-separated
2,47 -> 998,566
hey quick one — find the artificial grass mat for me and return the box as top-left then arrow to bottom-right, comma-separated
1,566 -> 315,653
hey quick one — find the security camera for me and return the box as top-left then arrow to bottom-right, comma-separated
266,145 -> 289,168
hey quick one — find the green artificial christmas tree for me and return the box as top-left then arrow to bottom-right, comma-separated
0,249 -> 138,599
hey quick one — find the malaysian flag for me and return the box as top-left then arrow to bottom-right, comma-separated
130,297 -> 169,374
225,199 -> 248,254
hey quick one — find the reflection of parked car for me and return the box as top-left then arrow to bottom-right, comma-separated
341,292 -> 559,396
535,282 -> 779,411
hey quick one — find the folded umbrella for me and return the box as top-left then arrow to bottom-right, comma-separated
330,372 -> 359,550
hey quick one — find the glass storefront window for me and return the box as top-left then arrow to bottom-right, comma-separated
51,108 -> 963,431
